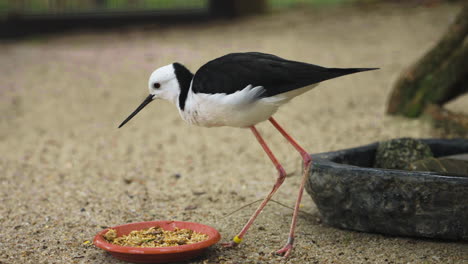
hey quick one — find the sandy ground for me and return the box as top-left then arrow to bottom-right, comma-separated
1,3 -> 467,264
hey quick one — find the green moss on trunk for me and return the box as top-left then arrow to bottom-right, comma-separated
387,5 -> 468,117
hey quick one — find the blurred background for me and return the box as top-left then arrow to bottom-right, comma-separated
1,1 -> 467,263
0,0 -> 462,37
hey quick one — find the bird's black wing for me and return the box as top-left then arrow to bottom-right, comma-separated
192,52 -> 377,97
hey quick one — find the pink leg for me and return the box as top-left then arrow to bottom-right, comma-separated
222,126 -> 287,248
268,117 -> 312,257
269,117 -> 311,165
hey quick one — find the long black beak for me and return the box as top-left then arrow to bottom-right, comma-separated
118,94 -> 154,128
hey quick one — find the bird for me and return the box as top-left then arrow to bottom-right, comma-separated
118,52 -> 377,257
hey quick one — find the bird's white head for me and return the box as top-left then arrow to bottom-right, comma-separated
118,63 -> 193,128
148,64 -> 180,104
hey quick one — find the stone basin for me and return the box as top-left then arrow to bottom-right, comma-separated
306,138 -> 468,240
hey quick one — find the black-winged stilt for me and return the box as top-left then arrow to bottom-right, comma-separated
118,52 -> 377,257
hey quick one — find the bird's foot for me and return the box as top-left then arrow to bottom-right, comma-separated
276,237 -> 294,257
220,241 -> 239,248
275,243 -> 293,258
221,235 -> 243,248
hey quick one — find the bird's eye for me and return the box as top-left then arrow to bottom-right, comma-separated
153,83 -> 161,89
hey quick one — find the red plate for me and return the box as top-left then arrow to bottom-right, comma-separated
94,220 -> 221,263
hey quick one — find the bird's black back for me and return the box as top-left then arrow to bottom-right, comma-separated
191,52 -> 377,97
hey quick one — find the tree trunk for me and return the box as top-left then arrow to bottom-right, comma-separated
387,5 -> 468,117
424,104 -> 468,138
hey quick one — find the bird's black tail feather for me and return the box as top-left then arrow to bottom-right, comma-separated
326,67 -> 379,77
301,67 -> 378,85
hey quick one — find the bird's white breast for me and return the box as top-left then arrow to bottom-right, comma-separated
178,84 -> 318,128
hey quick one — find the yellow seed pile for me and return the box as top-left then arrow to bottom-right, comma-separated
103,226 -> 208,247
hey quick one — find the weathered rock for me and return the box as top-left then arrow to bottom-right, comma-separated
408,157 -> 468,177
374,138 -> 433,169
442,153 -> 468,161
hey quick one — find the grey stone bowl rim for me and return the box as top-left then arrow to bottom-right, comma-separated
306,138 -> 468,240
310,138 -> 468,181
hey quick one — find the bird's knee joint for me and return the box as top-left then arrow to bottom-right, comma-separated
277,167 -> 287,180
